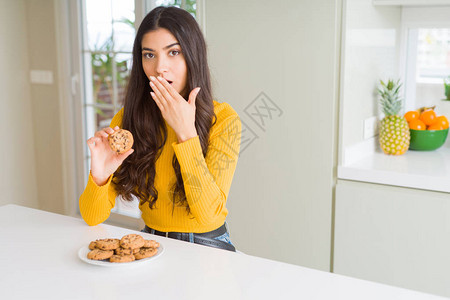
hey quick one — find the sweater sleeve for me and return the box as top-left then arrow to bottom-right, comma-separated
171,114 -> 241,226
78,110 -> 123,226
79,171 -> 117,226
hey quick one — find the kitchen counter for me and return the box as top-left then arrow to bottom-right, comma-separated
338,141 -> 450,193
0,204 -> 447,300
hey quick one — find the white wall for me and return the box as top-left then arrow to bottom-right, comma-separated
205,0 -> 340,270
340,0 -> 402,161
0,0 -> 39,209
0,0 -> 65,214
25,0 -> 65,214
416,83 -> 446,109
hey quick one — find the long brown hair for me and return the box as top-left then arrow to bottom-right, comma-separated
112,6 -> 216,214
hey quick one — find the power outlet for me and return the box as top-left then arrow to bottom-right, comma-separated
363,116 -> 378,139
30,70 -> 54,85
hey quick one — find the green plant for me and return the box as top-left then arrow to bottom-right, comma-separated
444,76 -> 450,100
90,17 -> 135,109
160,0 -> 197,16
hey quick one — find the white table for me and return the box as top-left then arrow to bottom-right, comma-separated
0,204 -> 446,300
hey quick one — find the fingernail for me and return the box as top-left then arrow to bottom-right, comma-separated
157,76 -> 162,80
197,87 -> 201,93
150,81 -> 155,86
150,76 -> 156,81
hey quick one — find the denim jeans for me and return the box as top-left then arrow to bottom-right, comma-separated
213,222 -> 235,247
141,222 -> 235,247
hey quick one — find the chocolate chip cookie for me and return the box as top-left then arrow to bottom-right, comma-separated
115,247 -> 139,256
88,241 -> 97,250
134,247 -> 158,260
120,234 -> 145,249
87,249 -> 114,260
108,129 -> 133,154
110,254 -> 136,263
143,240 -> 160,248
95,238 -> 120,250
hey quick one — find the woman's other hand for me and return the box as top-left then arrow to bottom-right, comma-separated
149,76 -> 200,143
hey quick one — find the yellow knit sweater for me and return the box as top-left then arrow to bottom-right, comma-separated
79,100 -> 241,233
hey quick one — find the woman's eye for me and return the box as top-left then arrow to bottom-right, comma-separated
170,50 -> 180,56
143,53 -> 154,59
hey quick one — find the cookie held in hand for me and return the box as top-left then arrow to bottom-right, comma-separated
108,129 -> 133,154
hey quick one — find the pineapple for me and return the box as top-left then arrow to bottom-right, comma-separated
378,79 -> 410,155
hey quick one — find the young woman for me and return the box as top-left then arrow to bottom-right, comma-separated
79,6 -> 241,252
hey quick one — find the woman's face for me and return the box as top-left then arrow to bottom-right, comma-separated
141,28 -> 188,98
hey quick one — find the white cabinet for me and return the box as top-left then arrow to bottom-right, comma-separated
334,179 -> 450,298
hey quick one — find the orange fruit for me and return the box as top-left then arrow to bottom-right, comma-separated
428,123 -> 444,130
419,109 -> 437,126
404,110 -> 419,122
409,119 -> 426,130
434,116 -> 449,129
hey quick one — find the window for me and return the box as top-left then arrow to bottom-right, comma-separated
401,6 -> 450,112
416,28 -> 450,82
81,0 -> 137,217
76,0 -> 199,220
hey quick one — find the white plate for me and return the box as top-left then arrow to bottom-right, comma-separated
78,244 -> 164,267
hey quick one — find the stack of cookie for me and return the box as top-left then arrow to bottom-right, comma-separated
87,234 -> 160,263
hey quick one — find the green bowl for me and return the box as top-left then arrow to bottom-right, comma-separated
409,128 -> 449,151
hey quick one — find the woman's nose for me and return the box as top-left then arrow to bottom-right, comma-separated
155,57 -> 169,74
